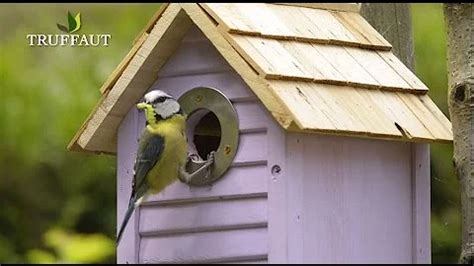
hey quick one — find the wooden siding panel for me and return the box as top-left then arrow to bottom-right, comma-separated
150,71 -> 257,101
158,37 -> 231,77
143,139 -> 268,203
139,228 -> 268,263
139,197 -> 267,235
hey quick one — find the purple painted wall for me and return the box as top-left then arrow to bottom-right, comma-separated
117,25 -> 431,264
118,25 -> 271,264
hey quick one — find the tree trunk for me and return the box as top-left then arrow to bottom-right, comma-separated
360,3 -> 414,70
444,3 -> 474,264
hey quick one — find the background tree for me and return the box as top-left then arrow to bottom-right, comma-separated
444,3 -> 474,264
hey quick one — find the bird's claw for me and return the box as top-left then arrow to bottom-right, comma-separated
207,151 -> 216,163
179,151 -> 216,183
204,151 -> 216,179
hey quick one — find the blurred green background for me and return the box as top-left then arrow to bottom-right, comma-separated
0,3 -> 461,263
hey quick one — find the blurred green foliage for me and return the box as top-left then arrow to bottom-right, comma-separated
0,3 -> 160,263
0,3 -> 461,264
26,227 -> 114,263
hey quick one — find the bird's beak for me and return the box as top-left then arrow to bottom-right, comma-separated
136,102 -> 147,110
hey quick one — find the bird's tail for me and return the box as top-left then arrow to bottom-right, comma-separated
116,195 -> 136,245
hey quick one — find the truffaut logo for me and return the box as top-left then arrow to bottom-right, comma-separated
57,11 -> 82,34
27,11 -> 111,47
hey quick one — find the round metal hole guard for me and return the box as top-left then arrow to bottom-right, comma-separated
178,87 -> 239,186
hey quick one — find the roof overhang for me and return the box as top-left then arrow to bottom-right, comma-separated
68,3 -> 452,155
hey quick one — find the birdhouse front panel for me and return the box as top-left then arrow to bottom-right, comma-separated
281,134 -> 430,263
117,25 -> 278,264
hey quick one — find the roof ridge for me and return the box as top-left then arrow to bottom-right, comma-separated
273,3 -> 361,13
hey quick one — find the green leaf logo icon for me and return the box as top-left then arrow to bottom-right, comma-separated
56,23 -> 69,33
57,11 -> 81,33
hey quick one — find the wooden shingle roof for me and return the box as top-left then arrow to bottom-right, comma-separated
68,3 -> 452,155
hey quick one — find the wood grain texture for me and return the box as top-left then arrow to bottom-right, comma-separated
201,3 -> 390,50
274,3 -> 361,13
225,34 -> 427,93
132,3 -> 170,45
267,80 -> 452,143
100,32 -> 149,94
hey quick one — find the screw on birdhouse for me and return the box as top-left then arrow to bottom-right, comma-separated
195,95 -> 203,102
271,165 -> 282,175
224,145 -> 231,155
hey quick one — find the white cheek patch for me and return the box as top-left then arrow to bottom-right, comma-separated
155,99 -> 180,119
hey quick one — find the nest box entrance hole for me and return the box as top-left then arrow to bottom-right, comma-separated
178,87 -> 239,186
186,109 -> 222,160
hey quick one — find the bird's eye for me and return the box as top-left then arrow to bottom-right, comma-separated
153,97 -> 166,104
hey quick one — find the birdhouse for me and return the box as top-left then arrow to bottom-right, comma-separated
68,3 -> 453,264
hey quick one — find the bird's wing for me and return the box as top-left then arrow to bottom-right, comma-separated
132,129 -> 165,200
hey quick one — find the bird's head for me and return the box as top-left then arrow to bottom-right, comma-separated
137,90 -> 181,123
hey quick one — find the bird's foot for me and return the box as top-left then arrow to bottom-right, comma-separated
204,151 -> 216,179
179,166 -> 193,184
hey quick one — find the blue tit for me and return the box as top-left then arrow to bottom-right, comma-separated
116,90 -> 188,244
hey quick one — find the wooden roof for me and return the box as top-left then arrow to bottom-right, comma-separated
68,3 -> 452,155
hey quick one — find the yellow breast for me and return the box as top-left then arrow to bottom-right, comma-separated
146,115 -> 188,193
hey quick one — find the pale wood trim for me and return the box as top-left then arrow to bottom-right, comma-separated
99,33 -> 149,94
100,3 -> 170,95
133,3 -> 170,45
274,3 -> 361,13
